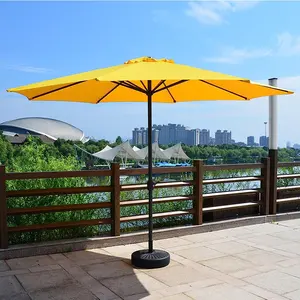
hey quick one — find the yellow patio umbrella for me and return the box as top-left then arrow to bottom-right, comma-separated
7,56 -> 293,269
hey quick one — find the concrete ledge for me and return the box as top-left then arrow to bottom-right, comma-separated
1,212 -> 300,260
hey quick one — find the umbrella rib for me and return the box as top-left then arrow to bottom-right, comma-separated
30,81 -> 85,100
163,83 -> 176,103
140,80 -> 147,91
200,80 -> 248,100
96,83 -> 120,103
112,81 -> 145,94
152,80 -> 166,93
125,81 -> 147,93
153,80 -> 188,93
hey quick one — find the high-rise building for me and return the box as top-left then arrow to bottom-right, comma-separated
199,129 -> 210,145
152,129 -> 159,143
188,129 -> 200,146
247,136 -> 255,146
215,130 -> 232,145
259,136 -> 268,147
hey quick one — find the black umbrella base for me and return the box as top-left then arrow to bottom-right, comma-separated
131,249 -> 170,269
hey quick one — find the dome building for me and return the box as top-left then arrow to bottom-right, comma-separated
0,117 -> 89,144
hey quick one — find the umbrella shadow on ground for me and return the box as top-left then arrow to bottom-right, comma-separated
2,245 -> 164,300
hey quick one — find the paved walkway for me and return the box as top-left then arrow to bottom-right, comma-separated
2,219 -> 300,299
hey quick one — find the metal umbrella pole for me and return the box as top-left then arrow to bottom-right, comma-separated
131,80 -> 170,268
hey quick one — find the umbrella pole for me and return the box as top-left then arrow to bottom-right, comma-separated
131,80 -> 170,269
147,83 -> 153,253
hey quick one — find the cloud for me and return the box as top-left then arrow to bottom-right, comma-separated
205,47 -> 272,64
7,65 -> 53,74
185,0 -> 259,25
206,32 -> 300,64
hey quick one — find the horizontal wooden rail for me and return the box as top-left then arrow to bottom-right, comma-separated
120,195 -> 194,207
277,197 -> 300,203
8,218 -> 112,233
278,162 -> 300,168
277,185 -> 300,191
203,202 -> 259,212
120,166 -> 195,176
5,169 -> 112,180
203,176 -> 262,185
121,181 -> 194,191
204,163 -> 263,171
277,174 -> 300,179
7,202 -> 111,215
6,186 -> 112,198
120,209 -> 194,222
203,189 -> 260,198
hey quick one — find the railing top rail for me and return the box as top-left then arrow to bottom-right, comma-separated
5,169 -> 112,180
278,162 -> 300,168
204,163 -> 263,171
119,166 -> 195,176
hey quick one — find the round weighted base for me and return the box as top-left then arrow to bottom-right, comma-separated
131,249 -> 170,269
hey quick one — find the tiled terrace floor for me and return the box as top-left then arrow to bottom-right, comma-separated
2,219 -> 300,299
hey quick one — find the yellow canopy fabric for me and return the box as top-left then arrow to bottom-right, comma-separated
7,56 -> 293,103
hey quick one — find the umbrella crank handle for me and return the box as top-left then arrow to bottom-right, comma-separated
147,179 -> 156,191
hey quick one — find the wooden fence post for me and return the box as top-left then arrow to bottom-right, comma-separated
269,150 -> 278,215
261,157 -> 270,215
0,165 -> 8,249
193,160 -> 203,225
111,163 -> 120,236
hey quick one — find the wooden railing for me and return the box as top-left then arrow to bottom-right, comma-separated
0,158 -> 272,248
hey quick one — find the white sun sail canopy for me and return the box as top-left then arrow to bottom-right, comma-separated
93,141 -> 143,161
163,143 -> 190,160
134,142 -> 170,160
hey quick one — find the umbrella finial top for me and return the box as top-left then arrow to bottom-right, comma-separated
124,57 -> 174,64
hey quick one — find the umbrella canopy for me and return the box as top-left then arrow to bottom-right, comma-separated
7,56 -> 294,269
7,56 -> 292,102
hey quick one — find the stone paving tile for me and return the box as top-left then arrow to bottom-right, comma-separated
245,270 -> 300,295
180,231 -> 224,243
278,264 -> 300,279
139,237 -> 192,250
241,284 -> 286,299
29,264 -> 62,273
103,244 -> 144,260
123,291 -> 163,300
16,269 -> 76,292
0,260 -> 9,272
200,255 -> 256,274
277,219 -> 300,228
28,283 -> 99,300
270,228 -> 300,242
64,248 -> 120,265
146,264 -> 212,286
0,275 -> 28,299
246,223 -> 290,234
83,260 -> 139,280
174,245 -> 226,262
100,272 -> 167,298
185,283 -> 264,300
53,254 -> 120,300
236,249 -> 288,266
212,226 -> 253,238
274,241 -> 300,255
206,240 -> 256,255
0,269 -> 29,277
284,289 -> 300,300
6,255 -> 56,270
244,234 -> 288,248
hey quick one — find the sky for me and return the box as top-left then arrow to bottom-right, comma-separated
1,0 -> 300,147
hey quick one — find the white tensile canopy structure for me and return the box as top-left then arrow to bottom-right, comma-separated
93,141 -> 143,167
163,143 -> 190,161
134,142 -> 169,161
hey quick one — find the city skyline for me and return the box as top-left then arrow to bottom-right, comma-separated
131,123 -> 269,147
